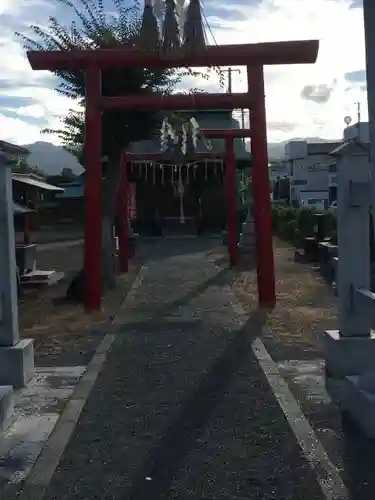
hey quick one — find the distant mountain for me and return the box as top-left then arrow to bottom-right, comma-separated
21,137 -> 339,173
267,137 -> 335,160
267,142 -> 287,160
22,141 -> 83,176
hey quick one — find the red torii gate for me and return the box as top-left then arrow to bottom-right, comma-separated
26,40 -> 319,312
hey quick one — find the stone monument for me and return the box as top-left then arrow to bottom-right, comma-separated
238,206 -> 255,259
324,141 -> 375,437
0,152 -> 34,432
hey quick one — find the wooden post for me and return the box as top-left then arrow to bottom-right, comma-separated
84,66 -> 102,312
225,138 -> 238,266
117,153 -> 129,273
247,65 -> 276,307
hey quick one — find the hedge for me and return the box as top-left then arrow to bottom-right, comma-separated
272,206 -> 337,246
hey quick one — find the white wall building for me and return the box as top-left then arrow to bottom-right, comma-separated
344,122 -> 369,142
284,140 -> 341,209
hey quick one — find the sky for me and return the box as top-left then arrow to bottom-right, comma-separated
0,0 -> 368,146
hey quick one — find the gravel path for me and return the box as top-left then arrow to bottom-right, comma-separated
40,239 -> 325,500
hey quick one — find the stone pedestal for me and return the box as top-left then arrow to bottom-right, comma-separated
0,155 -> 34,431
238,219 -> 255,256
325,330 -> 375,410
344,373 -> 375,438
325,140 -> 375,436
0,339 -> 34,389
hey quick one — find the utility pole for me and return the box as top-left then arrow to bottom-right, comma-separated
223,68 -> 246,145
222,67 -> 241,94
356,101 -> 361,124
355,101 -> 362,139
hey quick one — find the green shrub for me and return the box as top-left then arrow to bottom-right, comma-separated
272,206 -> 337,245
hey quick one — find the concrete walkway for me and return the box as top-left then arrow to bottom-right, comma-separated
20,240 -> 328,499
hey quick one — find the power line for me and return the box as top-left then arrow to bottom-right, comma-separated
201,0 -> 218,46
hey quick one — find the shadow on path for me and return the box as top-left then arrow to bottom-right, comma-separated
127,308 -> 269,500
149,267 -> 231,320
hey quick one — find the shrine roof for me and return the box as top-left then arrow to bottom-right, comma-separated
128,138 -> 249,159
12,173 -> 64,192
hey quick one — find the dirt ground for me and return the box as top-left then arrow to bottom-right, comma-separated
209,237 -> 338,361
18,236 -> 337,367
19,242 -> 141,366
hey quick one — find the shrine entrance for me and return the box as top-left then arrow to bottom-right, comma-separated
158,181 -> 199,235
129,160 -> 225,236
135,172 -> 202,236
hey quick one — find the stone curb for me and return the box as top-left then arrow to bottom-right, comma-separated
9,267 -> 144,500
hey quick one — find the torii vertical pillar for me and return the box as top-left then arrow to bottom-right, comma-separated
84,67 -> 102,312
225,138 -> 238,266
248,65 -> 276,308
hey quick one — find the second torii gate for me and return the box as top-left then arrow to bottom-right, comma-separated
200,128 -> 252,269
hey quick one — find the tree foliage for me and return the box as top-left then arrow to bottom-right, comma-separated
16,0 -> 220,164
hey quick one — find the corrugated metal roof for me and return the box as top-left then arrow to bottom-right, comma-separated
12,174 -> 64,191
56,184 -> 83,199
0,140 -> 29,156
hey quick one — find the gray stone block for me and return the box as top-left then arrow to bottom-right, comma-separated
0,338 -> 34,389
344,374 -> 375,438
238,220 -> 255,256
325,374 -> 348,409
325,330 -> 375,409
325,329 -> 375,378
0,385 -> 14,432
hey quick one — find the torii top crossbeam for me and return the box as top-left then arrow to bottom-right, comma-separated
27,40 -> 319,70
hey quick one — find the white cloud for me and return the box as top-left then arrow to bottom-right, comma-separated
0,0 -> 369,145
1,0 -> 54,16
0,113 -> 61,145
0,0 -> 13,15
15,104 -> 46,118
200,0 -> 368,141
